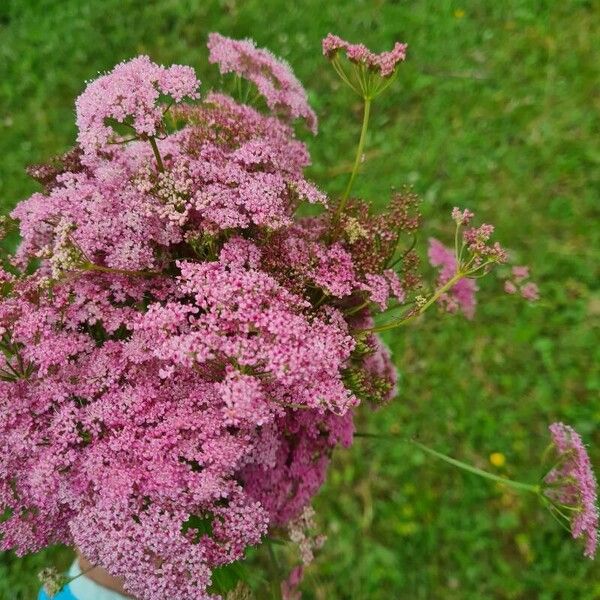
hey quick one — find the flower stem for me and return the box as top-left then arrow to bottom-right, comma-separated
344,299 -> 371,317
416,271 -> 463,315
336,96 -> 372,220
454,222 -> 461,261
369,271 -> 464,333
81,262 -> 159,278
65,564 -> 98,586
412,440 -> 540,494
148,136 -> 165,172
355,432 -> 540,495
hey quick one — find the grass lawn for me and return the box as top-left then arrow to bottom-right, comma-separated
1,0 -> 598,598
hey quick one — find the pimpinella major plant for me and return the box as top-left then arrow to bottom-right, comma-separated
0,32 -> 595,600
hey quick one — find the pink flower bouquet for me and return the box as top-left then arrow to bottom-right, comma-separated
0,33 -> 593,599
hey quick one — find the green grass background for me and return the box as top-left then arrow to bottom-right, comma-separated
0,0 -> 599,598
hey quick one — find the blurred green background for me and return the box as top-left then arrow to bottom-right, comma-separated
1,0 -> 599,598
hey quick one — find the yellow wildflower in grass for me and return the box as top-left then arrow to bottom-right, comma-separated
490,452 -> 506,468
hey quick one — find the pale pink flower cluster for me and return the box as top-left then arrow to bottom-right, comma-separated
76,55 -> 200,158
504,265 -> 540,301
426,209 -> 528,319
0,42 -> 398,600
287,505 -> 326,566
322,33 -> 407,77
281,565 -> 304,600
451,207 -> 474,225
463,223 -> 508,264
545,423 -> 598,558
360,270 -> 406,309
207,33 -> 317,133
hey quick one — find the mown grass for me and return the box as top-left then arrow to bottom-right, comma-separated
0,0 -> 598,598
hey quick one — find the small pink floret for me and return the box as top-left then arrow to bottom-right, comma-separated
520,281 -> 540,302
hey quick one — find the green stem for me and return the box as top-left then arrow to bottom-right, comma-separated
454,223 -> 461,261
332,57 -> 358,94
412,441 -> 540,494
235,75 -> 242,101
266,539 -> 283,598
81,262 -> 159,278
3,361 -> 22,378
418,271 -> 463,314
336,97 -> 372,220
148,136 -> 164,172
344,299 -> 371,317
544,500 -> 574,534
65,564 -> 97,586
355,433 -> 540,495
370,271 -> 464,333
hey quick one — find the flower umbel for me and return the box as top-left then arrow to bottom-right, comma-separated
287,505 -> 326,566
504,265 -> 539,301
207,33 -> 317,133
75,56 -> 200,160
543,422 -> 599,559
322,34 -> 407,78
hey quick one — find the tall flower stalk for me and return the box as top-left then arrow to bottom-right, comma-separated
339,96 -> 371,215
323,35 -> 406,220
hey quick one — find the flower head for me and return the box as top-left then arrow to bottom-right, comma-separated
322,34 -> 407,77
543,422 -> 598,559
520,281 -> 540,301
512,265 -> 530,281
76,56 -> 200,158
451,207 -> 474,226
287,504 -> 326,566
207,33 -> 317,133
463,224 -> 508,263
281,565 -> 304,600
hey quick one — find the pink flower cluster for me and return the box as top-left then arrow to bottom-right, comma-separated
322,33 -> 407,77
208,33 -> 317,133
0,32 -> 564,599
13,90 -> 322,273
0,38 -> 399,600
504,265 -> 540,301
76,55 -> 200,159
426,208 -> 530,320
463,223 -> 508,264
428,238 -> 478,319
545,423 -> 598,558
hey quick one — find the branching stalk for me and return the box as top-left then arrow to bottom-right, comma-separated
412,441 -> 540,494
370,270 -> 464,333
